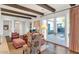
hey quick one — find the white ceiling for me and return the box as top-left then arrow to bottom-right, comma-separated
20,4 -> 52,15
1,5 -> 39,16
49,4 -> 70,12
1,4 -> 71,19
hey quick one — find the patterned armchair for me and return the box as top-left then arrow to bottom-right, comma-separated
31,33 -> 46,54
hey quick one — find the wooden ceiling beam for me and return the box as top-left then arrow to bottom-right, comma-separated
70,4 -> 76,7
1,13 -> 32,19
37,4 -> 56,12
1,8 -> 36,17
4,4 -> 44,15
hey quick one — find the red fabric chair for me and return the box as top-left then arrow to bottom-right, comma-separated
11,32 -> 19,40
11,32 -> 25,49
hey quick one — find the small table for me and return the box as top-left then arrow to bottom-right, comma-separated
23,44 -> 31,54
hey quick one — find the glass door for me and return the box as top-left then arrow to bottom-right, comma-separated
47,19 -> 55,41
47,16 -> 66,46
55,16 -> 66,46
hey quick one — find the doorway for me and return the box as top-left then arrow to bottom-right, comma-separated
14,21 -> 26,35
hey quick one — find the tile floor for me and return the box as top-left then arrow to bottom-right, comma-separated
41,42 -> 69,54
47,34 -> 66,46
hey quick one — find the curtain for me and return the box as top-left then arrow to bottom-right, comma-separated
70,6 -> 79,52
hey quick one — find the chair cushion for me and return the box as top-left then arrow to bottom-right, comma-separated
11,32 -> 19,39
13,38 -> 25,49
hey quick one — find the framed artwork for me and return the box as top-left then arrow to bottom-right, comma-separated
3,25 -> 9,30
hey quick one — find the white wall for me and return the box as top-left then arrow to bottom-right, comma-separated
66,10 -> 70,47
2,15 -> 30,36
3,21 -> 10,36
0,8 -> 3,36
25,20 -> 30,34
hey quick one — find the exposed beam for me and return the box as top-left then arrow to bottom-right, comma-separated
1,13 -> 31,19
1,8 -> 36,17
37,4 -> 56,12
70,4 -> 76,7
4,4 -> 44,15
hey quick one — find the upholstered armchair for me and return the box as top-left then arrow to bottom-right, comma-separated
31,33 -> 46,54
11,32 -> 19,40
11,32 -> 25,49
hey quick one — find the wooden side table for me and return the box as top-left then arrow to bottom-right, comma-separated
23,44 -> 31,54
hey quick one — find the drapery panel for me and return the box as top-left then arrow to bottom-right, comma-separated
70,6 -> 79,52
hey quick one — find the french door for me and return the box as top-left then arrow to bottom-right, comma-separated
47,16 -> 66,46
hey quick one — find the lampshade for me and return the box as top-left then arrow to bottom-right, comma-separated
41,24 -> 47,29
